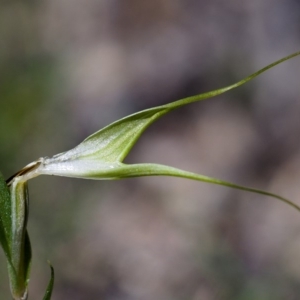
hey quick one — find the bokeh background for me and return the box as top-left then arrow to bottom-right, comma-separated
1,1 -> 300,299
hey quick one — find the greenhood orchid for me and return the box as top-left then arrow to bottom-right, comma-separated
1,51 -> 300,299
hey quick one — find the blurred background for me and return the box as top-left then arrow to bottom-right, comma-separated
1,1 -> 300,299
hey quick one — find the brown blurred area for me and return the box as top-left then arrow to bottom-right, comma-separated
1,1 -> 300,299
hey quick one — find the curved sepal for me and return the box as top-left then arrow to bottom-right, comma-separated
48,51 -> 300,164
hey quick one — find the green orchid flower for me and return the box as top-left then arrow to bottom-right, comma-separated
1,51 -> 300,299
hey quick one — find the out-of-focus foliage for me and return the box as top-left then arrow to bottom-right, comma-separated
1,1 -> 300,299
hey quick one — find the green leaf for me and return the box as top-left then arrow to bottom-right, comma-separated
6,232 -> 31,300
8,180 -> 30,300
0,172 -> 12,260
43,262 -> 54,300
